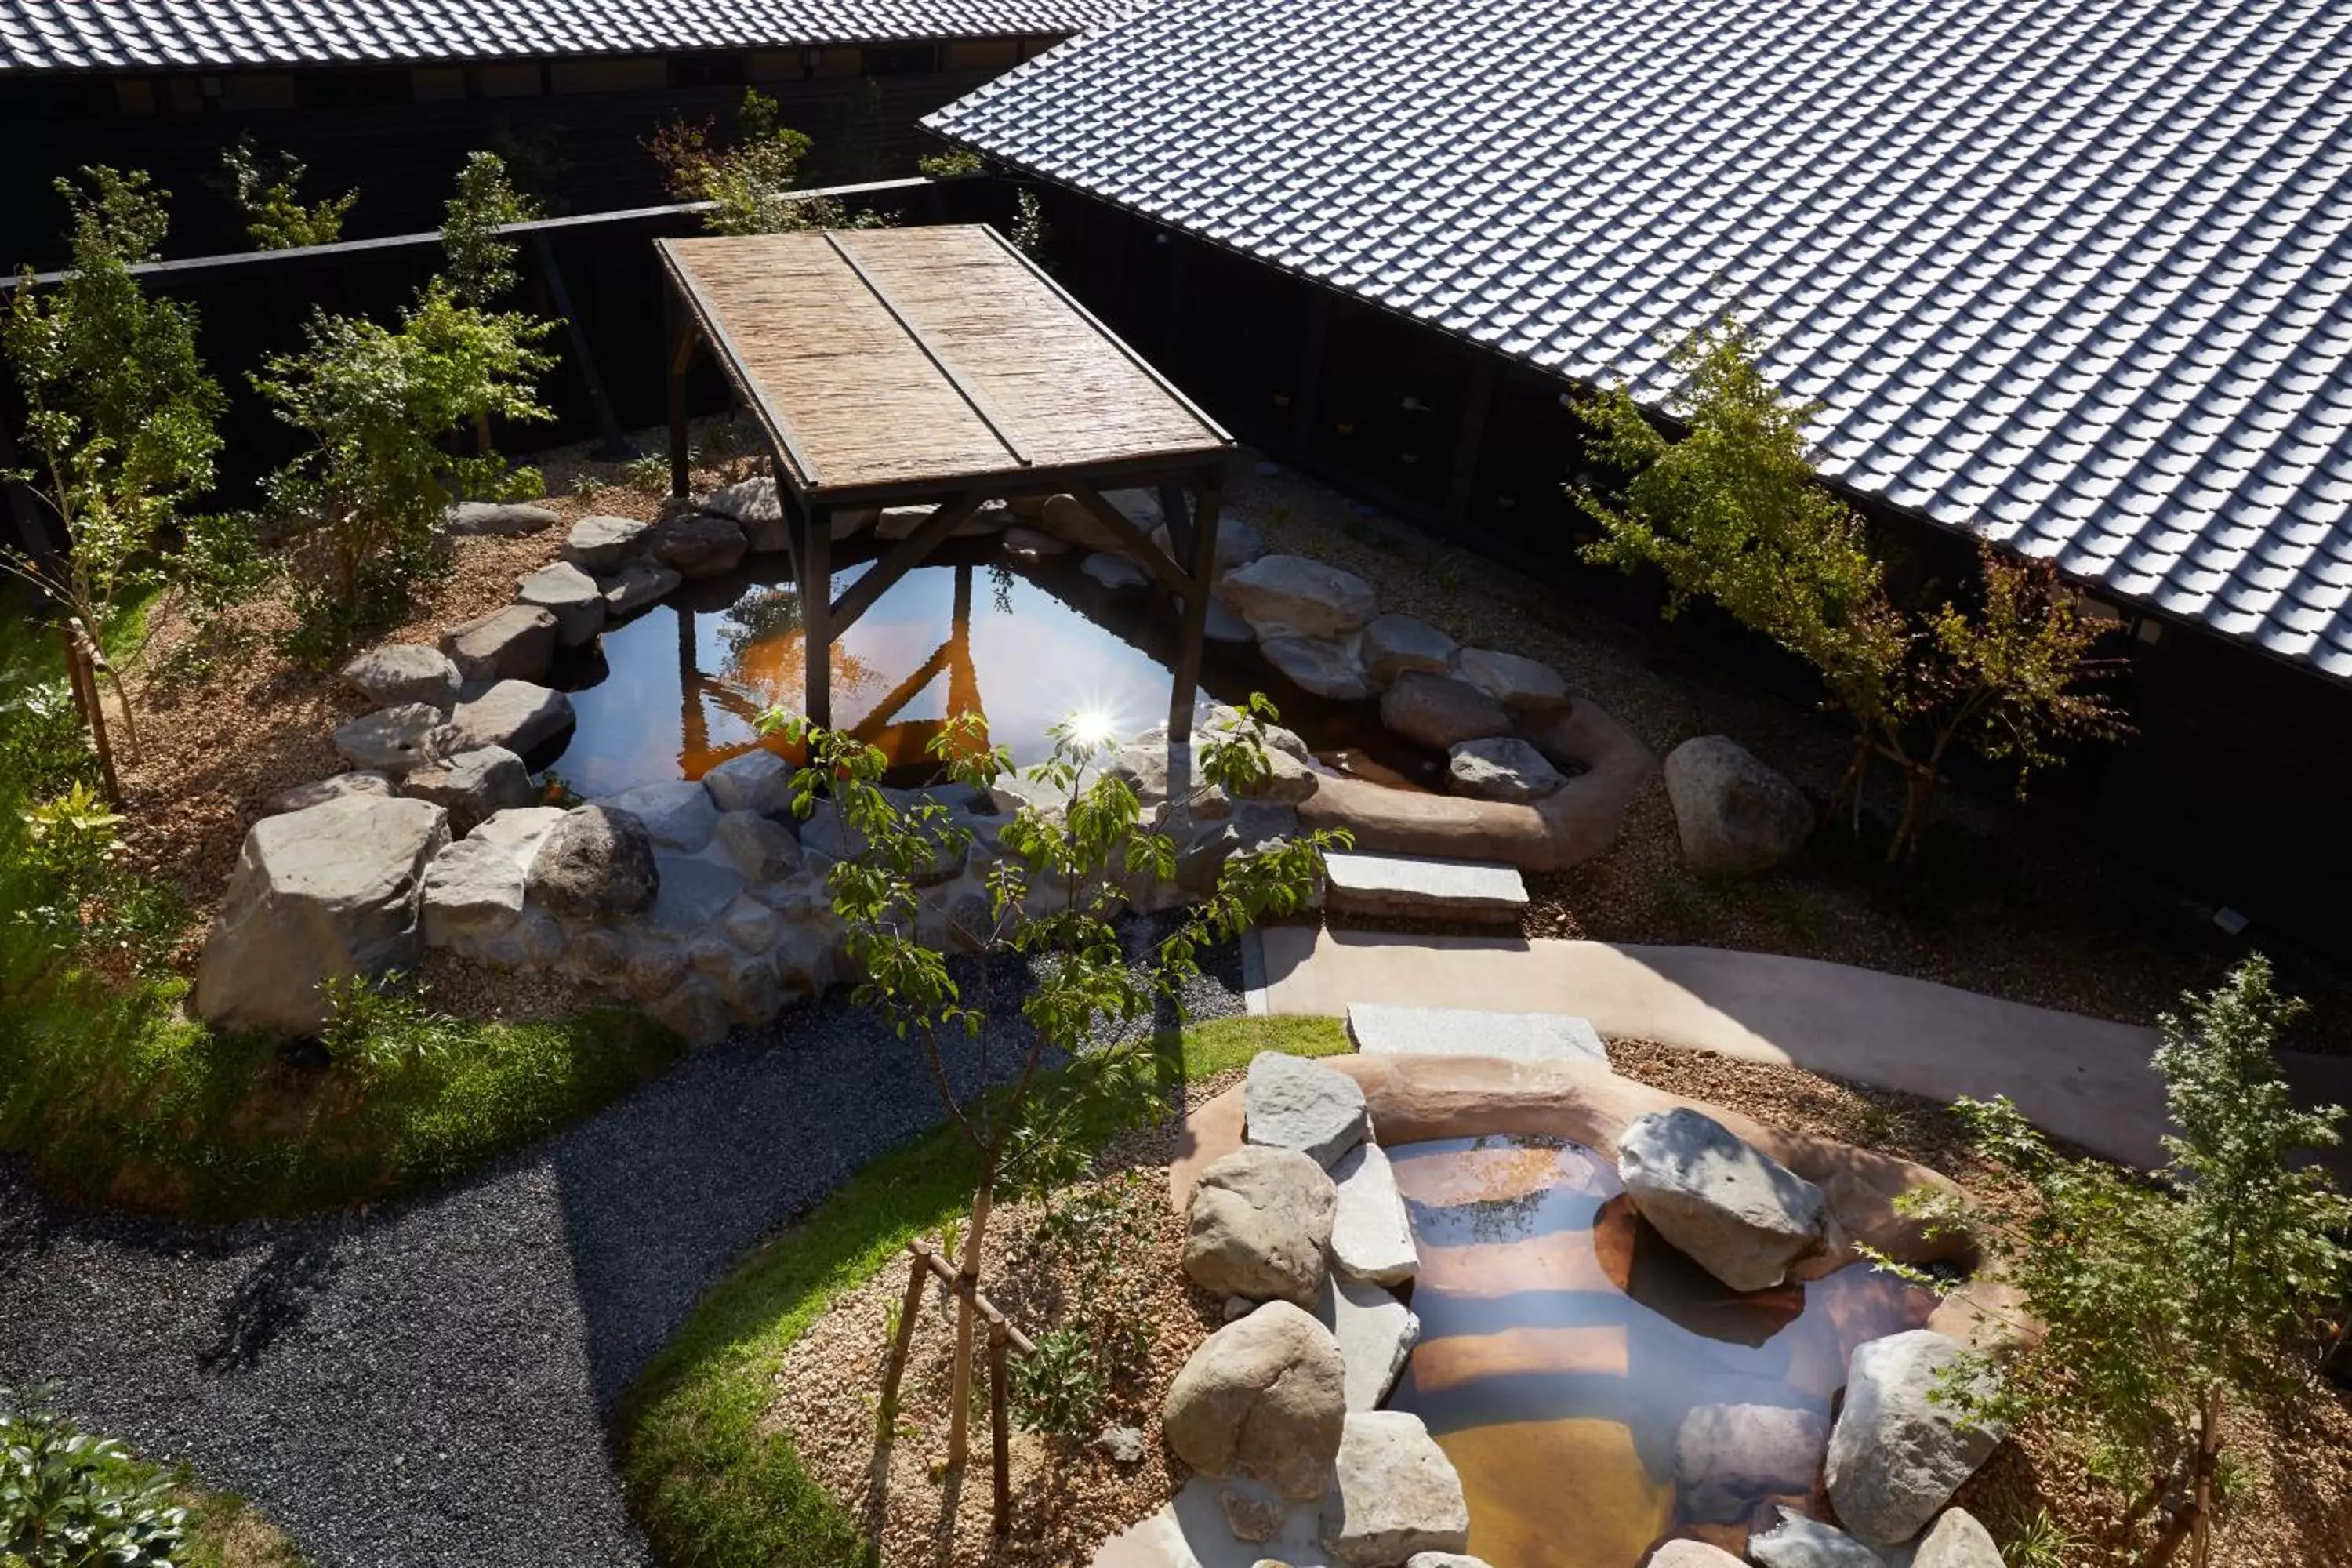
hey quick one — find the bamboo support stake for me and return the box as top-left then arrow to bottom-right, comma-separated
57,621 -> 120,806
987,1320 -> 1011,1539
877,1248 -> 931,1434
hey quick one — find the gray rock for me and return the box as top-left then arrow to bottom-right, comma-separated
1219,554 -> 1378,638
441,604 -> 558,684
1184,1145 -> 1338,1308
1160,1300 -> 1346,1501
1223,1295 -> 1256,1323
826,506 -> 879,543
1321,1273 -> 1418,1412
1749,1508 -> 1886,1568
1406,1556 -> 1500,1568
446,680 -> 575,757
1911,1508 -> 2005,1568
1040,491 -> 1141,553
1617,1107 -> 1831,1291
1346,1003 -> 1608,1063
1081,550 -> 1151,590
644,973 -> 732,1047
1096,1425 -> 1147,1465
338,644 -> 460,709
624,934 -> 689,1004
1218,1479 -> 1288,1543
526,805 -> 659,919
877,501 -> 1004,541
1170,515 -> 1267,573
1320,1411 -> 1470,1566
1002,525 -> 1069,561
713,810 -> 802,880
265,771 -> 394,816
444,499 -> 559,536
647,854 -> 746,933
1323,851 -> 1528,921
332,702 -> 452,774
568,925 -> 627,980
699,476 -> 778,526
1258,633 -> 1370,702
563,514 -> 650,572
719,895 -> 779,954
1244,1051 -> 1369,1168
794,797 -> 866,864
713,948 -> 786,1024
516,561 -> 607,648
471,804 -> 568,854
601,780 -> 719,853
652,514 -> 748,578
1330,1141 -> 1417,1286
1824,1330 -> 2006,1549
1204,599 -> 1256,643
1452,646 -> 1570,711
1663,735 -> 1816,877
419,833 -> 529,947
1447,735 -> 1567,800
1674,1397 -> 1831,1522
770,920 -> 838,993
194,796 -> 450,1035
1361,614 -> 1458,687
601,559 -> 681,617
401,746 -> 534,837
701,748 -> 796,815
1379,670 -> 1512,750
1642,1546 -> 1747,1568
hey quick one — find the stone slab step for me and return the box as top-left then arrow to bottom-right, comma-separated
1322,851 -> 1527,922
1347,1003 -> 1606,1064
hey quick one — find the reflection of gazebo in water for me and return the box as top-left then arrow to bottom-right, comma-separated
656,224 -> 1235,746
673,563 -> 984,775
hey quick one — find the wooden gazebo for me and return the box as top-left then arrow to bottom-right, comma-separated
656,224 -> 1236,738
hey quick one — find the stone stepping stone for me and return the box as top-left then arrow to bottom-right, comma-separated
1322,851 -> 1527,922
1346,1003 -> 1606,1064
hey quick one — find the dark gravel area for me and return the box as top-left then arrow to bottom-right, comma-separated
0,923 -> 1243,1568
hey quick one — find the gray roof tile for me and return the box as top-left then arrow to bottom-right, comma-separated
0,0 -> 1130,71
930,0 -> 2352,678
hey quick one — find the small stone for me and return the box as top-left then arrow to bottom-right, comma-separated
601,779 -> 719,852
332,702 -> 452,774
1748,1508 -> 1884,1568
1244,1051 -> 1369,1168
702,748 -> 796,815
1379,670 -> 1512,750
1330,1141 -> 1417,1285
1360,614 -> 1458,686
401,746 -> 534,837
1452,647 -> 1570,711
1448,735 -> 1568,801
339,644 -> 460,709
440,604 -> 558,684
1223,1296 -> 1256,1323
1320,1411 -> 1470,1566
527,805 -> 659,919
1081,550 -> 1151,590
445,499 -> 559,536
601,560 -> 681,617
265,771 -> 394,815
446,681 -> 575,757
1218,1479 -> 1288,1543
516,561 -> 607,648
1258,633 -> 1370,702
564,514 -> 650,572
1185,1145 -> 1338,1308
1824,1330 -> 2006,1548
1095,1425 -> 1147,1466
652,513 -> 749,577
1617,1107 -> 1831,1291
1911,1507 -> 2005,1568
713,810 -> 802,880
1220,554 -> 1378,638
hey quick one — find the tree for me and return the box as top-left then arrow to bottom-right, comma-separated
768,698 -> 1343,1474
1888,958 -> 2350,1568
646,89 -> 884,236
1575,314 -> 2125,862
220,137 -> 356,249
439,151 -> 537,307
2,167 -> 239,753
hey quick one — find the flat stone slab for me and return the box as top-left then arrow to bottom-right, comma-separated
1320,1272 -> 1418,1411
1323,851 -> 1527,921
1347,1003 -> 1606,1064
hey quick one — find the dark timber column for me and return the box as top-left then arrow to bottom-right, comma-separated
800,505 -> 833,727
1168,465 -> 1224,741
665,293 -> 698,499
1446,358 -> 1498,528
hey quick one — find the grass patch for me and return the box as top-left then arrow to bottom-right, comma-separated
617,1011 -> 1349,1568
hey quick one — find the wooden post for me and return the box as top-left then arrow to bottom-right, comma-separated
801,504 -> 833,727
987,1319 -> 1012,1539
877,1247 -> 931,1434
1168,466 -> 1223,741
666,292 -> 699,499
58,622 -> 120,806
534,230 -> 639,462
1445,356 -> 1498,529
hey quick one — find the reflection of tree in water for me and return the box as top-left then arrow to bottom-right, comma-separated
714,584 -> 878,710
989,561 -> 1017,618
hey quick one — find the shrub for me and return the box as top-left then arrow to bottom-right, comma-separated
1010,1327 -> 1107,1441
440,151 -> 536,307
649,89 -> 886,235
220,137 -> 355,249
0,1386 -> 187,1568
918,149 -> 985,178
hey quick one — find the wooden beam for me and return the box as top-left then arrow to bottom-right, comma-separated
1066,483 -> 1192,600
1167,466 -> 1225,740
1157,481 -> 1193,570
665,290 -> 696,499
826,493 -> 987,633
801,504 -> 833,728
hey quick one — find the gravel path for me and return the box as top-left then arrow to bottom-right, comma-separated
0,930 -> 1243,1568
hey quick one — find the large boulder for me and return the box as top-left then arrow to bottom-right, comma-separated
601,559 -> 681,617
652,514 -> 749,578
194,795 -> 449,1035
1160,1300 -> 1346,1501
1380,671 -> 1512,750
1453,647 -> 1570,711
1330,1140 -> 1417,1286
702,748 -> 797,816
1361,614 -> 1458,686
1672,1394 -> 1829,1522
516,561 -> 608,648
1245,1051 -> 1369,1167
1080,550 -> 1150,591
444,499 -> 558,537
602,779 -> 720,853
1617,1107 -> 1831,1291
1824,1330 -> 2006,1549
1183,1145 -> 1338,1308
265,771 -> 394,816
446,680 -> 574,757
1911,1508 -> 2005,1568
699,476 -> 777,526
1258,633 -> 1371,702
714,811 -> 803,880
339,644 -> 459,709
440,604 -> 558,684
332,702 -> 452,774
1448,736 -> 1567,801
526,805 -> 659,919
1663,736 -> 1815,877
1150,516 -> 1265,574
420,833 -> 530,948
401,746 -> 534,837
1039,492 -> 1133,553
1319,1410 -> 1471,1566
563,514 -> 650,572
1219,554 -> 1378,638
1748,1508 -> 1885,1568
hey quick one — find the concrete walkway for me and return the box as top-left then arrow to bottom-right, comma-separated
1250,927 -> 2352,1171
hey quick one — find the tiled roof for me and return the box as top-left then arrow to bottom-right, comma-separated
928,0 -> 2352,679
0,0 -> 1125,73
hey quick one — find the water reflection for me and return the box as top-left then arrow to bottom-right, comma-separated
1388,1134 -> 1936,1566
